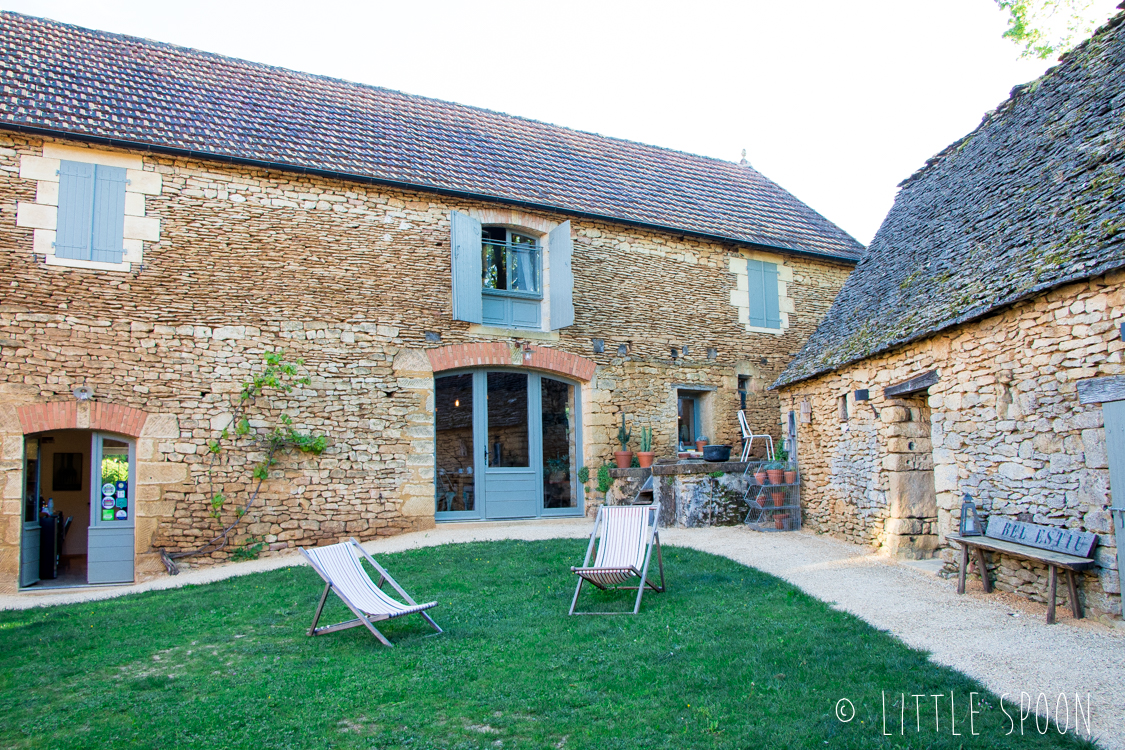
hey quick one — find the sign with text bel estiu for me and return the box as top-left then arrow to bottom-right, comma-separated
985,517 -> 1097,557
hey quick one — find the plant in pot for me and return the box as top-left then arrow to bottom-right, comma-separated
695,436 -> 707,452
775,445 -> 797,484
614,415 -> 634,469
771,489 -> 785,506
754,465 -> 769,485
774,513 -> 789,530
637,426 -> 655,468
766,462 -> 786,485
545,456 -> 569,484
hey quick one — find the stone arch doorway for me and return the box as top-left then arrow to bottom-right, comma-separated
3,400 -> 182,594
427,343 -> 595,522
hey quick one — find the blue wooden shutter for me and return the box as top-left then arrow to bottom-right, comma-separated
91,165 -> 127,263
548,220 -> 574,329
451,211 -> 483,323
747,259 -> 781,329
763,261 -> 781,328
55,160 -> 96,260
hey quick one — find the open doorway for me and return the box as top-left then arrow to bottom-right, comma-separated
20,430 -> 136,589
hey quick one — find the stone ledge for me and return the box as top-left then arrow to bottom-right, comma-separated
651,460 -> 749,476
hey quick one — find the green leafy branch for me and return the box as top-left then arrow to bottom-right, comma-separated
162,350 -> 326,572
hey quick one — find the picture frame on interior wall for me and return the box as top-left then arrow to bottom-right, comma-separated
52,452 -> 83,491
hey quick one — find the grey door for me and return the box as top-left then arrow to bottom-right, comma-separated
87,433 -> 135,585
19,437 -> 40,588
483,371 -> 539,519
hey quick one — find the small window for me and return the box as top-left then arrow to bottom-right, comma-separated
678,391 -> 706,448
737,375 -> 750,411
482,227 -> 541,296
838,394 -> 849,420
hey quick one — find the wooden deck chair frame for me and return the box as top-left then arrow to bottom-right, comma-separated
569,504 -> 665,615
300,538 -> 442,647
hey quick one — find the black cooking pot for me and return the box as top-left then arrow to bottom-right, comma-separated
702,444 -> 732,462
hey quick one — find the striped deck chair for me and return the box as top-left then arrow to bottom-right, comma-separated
300,538 -> 441,647
569,503 -> 665,615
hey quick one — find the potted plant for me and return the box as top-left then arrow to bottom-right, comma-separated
771,490 -> 785,506
776,445 -> 797,484
774,513 -> 789,530
614,416 -> 634,469
546,457 -> 569,484
637,426 -> 655,468
766,462 -> 786,485
695,436 -> 707,452
754,466 -> 769,485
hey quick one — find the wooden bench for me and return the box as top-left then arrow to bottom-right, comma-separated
947,518 -> 1098,625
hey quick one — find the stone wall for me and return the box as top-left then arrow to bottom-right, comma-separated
778,270 -> 1124,619
0,130 -> 852,586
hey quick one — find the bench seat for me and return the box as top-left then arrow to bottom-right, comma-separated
947,533 -> 1094,624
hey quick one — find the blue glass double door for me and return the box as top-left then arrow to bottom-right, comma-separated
435,370 -> 581,520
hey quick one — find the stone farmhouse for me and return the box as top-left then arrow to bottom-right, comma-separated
0,12 -> 862,592
775,13 -> 1125,620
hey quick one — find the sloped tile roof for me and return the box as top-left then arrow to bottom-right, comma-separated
0,11 -> 863,261
776,13 -> 1125,388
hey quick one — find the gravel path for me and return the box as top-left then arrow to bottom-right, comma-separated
4,521 -> 1122,747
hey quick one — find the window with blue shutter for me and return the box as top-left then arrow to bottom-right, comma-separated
54,160 -> 127,264
449,212 -> 575,330
747,259 -> 782,329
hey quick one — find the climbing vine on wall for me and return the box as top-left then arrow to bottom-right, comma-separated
160,350 -> 327,573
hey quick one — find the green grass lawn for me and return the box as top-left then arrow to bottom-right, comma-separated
0,540 -> 1097,749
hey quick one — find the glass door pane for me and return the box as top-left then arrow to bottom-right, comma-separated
97,439 -> 131,523
435,374 -> 476,513
542,378 -> 576,509
486,372 -> 529,467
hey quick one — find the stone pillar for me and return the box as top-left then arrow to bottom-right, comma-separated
881,403 -> 939,558
393,349 -> 437,531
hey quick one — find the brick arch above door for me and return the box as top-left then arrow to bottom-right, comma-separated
427,343 -> 596,382
16,401 -> 149,437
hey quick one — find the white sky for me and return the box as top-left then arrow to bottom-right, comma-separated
1,0 -> 1075,244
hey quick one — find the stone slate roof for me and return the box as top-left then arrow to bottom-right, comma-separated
0,12 -> 863,261
776,13 -> 1125,388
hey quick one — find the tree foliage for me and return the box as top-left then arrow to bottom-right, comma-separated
994,0 -> 1119,59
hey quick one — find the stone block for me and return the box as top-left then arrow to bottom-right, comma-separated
141,414 -> 180,438
998,462 -> 1034,480
882,453 -> 934,472
137,461 -> 188,485
392,348 -> 432,373
123,215 -> 160,242
883,533 -> 939,559
1082,428 -> 1108,469
125,169 -> 162,194
888,471 -> 937,518
934,463 -> 959,492
16,202 -> 56,230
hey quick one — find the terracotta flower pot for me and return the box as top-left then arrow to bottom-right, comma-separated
774,513 -> 789,530
637,451 -> 655,468
754,471 -> 769,485
695,440 -> 706,452
614,451 -> 634,469
784,470 -> 797,484
771,491 -> 785,506
766,469 -> 785,484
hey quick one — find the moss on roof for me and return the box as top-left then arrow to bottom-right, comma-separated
776,12 -> 1125,389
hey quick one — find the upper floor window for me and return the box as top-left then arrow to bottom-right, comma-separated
56,160 -> 128,264
450,211 -> 574,331
482,228 -> 541,295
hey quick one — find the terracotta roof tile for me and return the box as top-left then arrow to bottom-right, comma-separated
0,11 -> 862,261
